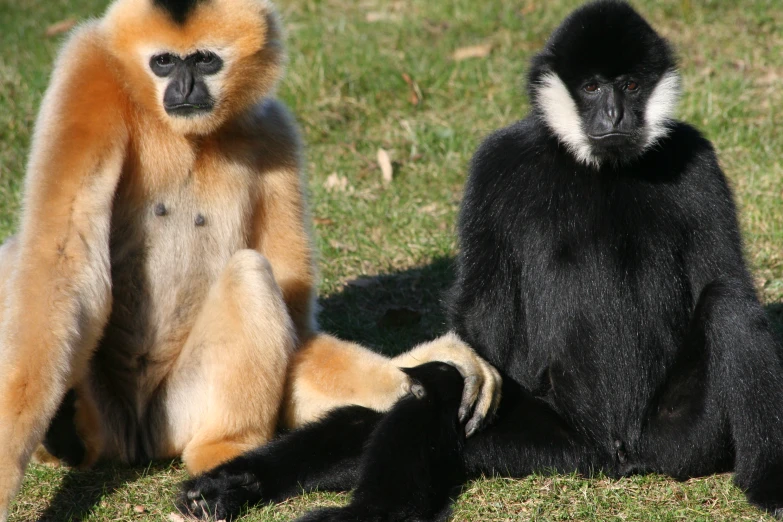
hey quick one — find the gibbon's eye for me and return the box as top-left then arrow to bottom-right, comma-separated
193,51 -> 224,75
150,53 -> 176,77
156,54 -> 174,67
625,81 -> 639,91
195,52 -> 214,64
584,83 -> 599,93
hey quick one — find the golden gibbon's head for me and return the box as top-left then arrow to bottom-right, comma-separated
104,0 -> 283,135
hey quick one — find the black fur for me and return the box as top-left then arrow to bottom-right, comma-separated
295,363 -> 465,522
177,363 -> 465,521
153,0 -> 204,24
179,1 -> 783,519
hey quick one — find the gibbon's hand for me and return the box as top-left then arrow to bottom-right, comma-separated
178,459 -> 265,521
393,332 -> 502,437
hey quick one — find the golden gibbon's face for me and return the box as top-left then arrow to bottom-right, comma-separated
105,0 -> 284,135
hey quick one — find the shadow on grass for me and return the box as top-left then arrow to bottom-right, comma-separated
317,256 -> 457,357
765,302 -> 783,340
35,461 -> 177,522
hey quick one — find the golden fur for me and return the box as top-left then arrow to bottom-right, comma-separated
0,0 -> 500,518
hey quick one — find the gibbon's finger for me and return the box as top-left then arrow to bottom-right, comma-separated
465,359 -> 503,437
458,373 -> 483,423
488,364 -> 503,417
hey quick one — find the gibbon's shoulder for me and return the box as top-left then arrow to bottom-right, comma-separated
48,21 -> 116,83
463,117 -> 552,207
233,97 -> 303,174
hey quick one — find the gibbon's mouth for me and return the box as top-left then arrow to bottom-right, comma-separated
165,103 -> 214,117
588,132 -> 633,140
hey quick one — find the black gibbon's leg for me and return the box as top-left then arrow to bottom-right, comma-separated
297,372 -> 611,522
461,379 -> 610,479
41,389 -> 86,467
638,280 -> 783,516
178,406 -> 382,520
296,363 -> 466,522
696,281 -> 783,514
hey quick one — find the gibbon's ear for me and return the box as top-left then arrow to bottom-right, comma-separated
153,0 -> 203,24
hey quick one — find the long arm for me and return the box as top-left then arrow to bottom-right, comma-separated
0,26 -> 127,518
249,99 -> 317,340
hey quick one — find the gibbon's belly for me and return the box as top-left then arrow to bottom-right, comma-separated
98,169 -> 253,403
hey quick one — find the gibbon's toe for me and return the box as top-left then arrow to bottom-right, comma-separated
178,468 -> 263,521
461,358 -> 502,437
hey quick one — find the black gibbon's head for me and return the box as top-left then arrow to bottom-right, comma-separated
104,0 -> 284,135
402,362 -> 465,404
528,0 -> 680,168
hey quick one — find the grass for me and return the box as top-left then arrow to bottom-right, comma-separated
1,0 -> 782,520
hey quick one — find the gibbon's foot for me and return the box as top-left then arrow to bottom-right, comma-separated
392,332 -> 502,438
178,460 -> 264,521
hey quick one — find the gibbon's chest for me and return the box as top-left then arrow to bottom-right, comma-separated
106,132 -> 259,358
515,175 -> 693,350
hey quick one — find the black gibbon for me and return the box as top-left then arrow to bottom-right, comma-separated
178,1 -> 783,520
0,0 -> 500,517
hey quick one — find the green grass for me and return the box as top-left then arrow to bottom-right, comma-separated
2,0 -> 782,520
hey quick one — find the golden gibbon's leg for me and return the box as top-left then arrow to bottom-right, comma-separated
282,332 -> 502,433
169,250 -> 297,474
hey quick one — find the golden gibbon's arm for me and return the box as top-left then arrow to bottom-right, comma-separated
0,25 -> 128,517
250,100 -> 317,340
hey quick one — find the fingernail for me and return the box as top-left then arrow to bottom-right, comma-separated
459,406 -> 469,422
465,420 -> 478,437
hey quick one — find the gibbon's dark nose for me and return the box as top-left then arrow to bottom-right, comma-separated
604,89 -> 624,128
163,68 -> 214,116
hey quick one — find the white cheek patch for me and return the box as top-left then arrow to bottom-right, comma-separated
643,69 -> 681,149
535,72 -> 599,168
138,46 -> 173,107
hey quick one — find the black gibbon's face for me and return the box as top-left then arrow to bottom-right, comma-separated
529,1 -> 681,168
149,50 -> 224,117
575,76 -> 644,154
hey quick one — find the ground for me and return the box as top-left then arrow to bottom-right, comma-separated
1,0 -> 781,520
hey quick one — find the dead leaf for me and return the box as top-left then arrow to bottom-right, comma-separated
167,514 -> 186,522
452,43 -> 492,61
377,307 -> 422,328
313,217 -> 334,226
323,173 -> 348,192
401,73 -> 422,105
133,505 -> 147,514
377,148 -> 393,185
45,18 -> 77,37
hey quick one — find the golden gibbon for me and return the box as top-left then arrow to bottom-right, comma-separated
0,0 -> 500,517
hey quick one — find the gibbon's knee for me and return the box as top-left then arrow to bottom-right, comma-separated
176,250 -> 297,472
